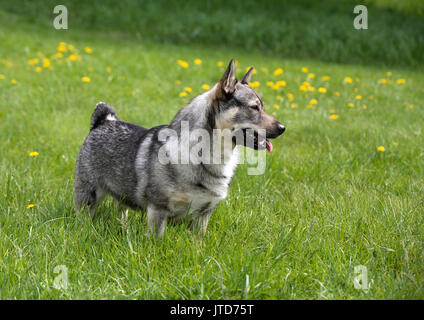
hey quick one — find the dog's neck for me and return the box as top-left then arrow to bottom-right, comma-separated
168,85 -> 239,174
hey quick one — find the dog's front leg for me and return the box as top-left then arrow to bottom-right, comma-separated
147,204 -> 168,238
191,210 -> 212,238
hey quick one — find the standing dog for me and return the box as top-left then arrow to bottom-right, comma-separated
74,59 -> 285,237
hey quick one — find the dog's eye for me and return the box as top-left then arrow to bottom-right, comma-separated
250,105 -> 260,111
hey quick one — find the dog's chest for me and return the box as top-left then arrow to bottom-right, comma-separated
167,150 -> 238,218
168,183 -> 228,218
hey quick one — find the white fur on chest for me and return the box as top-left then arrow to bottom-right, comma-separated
169,148 -> 238,218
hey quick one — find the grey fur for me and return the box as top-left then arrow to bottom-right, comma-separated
74,59 -> 285,238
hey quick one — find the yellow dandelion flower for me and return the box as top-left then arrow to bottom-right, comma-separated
322,75 -> 330,81
35,67 -> 42,73
318,87 -> 327,93
184,87 -> 192,93
307,73 -> 315,79
36,51 -> 44,57
177,60 -> 189,68
330,109 -> 336,114
408,104 -> 415,109
386,72 -> 392,77
43,58 -> 51,68
309,99 -> 318,105
81,76 -> 90,83
335,91 -> 341,96
307,86 -> 315,92
275,80 -> 286,87
301,67 -> 308,73
84,47 -> 93,54
26,204 -> 35,209
266,81 -> 274,87
291,103 -> 297,109
57,42 -> 67,52
299,85 -> 307,92
0,74 -> 5,79
51,52 -> 63,60
179,91 -> 187,97
29,151 -> 39,157
194,58 -> 202,65
249,81 -> 260,88
396,79 -> 405,84
287,93 -> 294,102
344,77 -> 353,84
27,58 -> 39,66
330,114 -> 339,120
276,95 -> 282,100
217,61 -> 224,67
380,78 -> 387,84
106,67 -> 112,73
273,68 -> 283,76
175,80 -> 182,85
362,105 -> 368,109
11,79 -> 17,84
68,44 -> 75,51
355,95 -> 362,100
307,104 -> 314,109
377,146 -> 385,152
273,104 -> 280,110
67,54 -> 82,62
348,103 -> 354,108
201,84 -> 210,90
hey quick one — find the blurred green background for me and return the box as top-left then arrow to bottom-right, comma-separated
1,0 -> 423,68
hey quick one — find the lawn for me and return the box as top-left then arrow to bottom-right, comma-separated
0,1 -> 423,299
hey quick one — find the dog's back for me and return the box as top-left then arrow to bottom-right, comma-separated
74,102 -> 153,211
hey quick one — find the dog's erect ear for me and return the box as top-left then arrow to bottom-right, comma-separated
240,67 -> 254,85
219,58 -> 237,95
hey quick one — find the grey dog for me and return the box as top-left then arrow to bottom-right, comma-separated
74,59 -> 285,238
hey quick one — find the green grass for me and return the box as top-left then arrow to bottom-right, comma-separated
1,1 -> 424,299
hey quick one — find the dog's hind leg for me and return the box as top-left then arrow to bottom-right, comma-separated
74,180 -> 106,217
147,203 -> 168,238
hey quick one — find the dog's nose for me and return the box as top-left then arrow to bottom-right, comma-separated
277,123 -> 286,135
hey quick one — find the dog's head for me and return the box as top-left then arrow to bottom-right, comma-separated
213,59 -> 285,152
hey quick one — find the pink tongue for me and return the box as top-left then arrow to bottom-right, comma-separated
265,140 -> 273,152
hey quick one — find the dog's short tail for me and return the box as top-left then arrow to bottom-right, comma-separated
90,102 -> 119,131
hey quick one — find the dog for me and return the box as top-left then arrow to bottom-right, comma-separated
74,59 -> 285,238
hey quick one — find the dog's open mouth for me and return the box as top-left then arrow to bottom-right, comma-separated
233,128 -> 273,152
